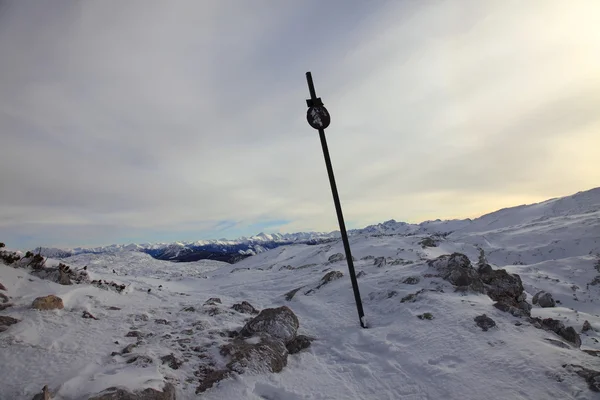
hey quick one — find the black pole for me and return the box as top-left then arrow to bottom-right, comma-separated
305,72 -> 366,329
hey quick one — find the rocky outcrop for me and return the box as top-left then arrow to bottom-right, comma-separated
373,257 -> 386,268
327,253 -> 344,263
31,385 -> 51,400
529,317 -> 582,347
564,364 -> 600,392
231,301 -> 259,315
239,306 -> 299,342
532,291 -> 556,308
305,271 -> 343,295
474,314 -> 496,331
428,253 -> 484,293
583,320 -> 593,333
428,253 -> 531,316
0,315 -> 19,332
87,382 -> 176,400
221,336 -> 288,374
32,295 -> 64,310
204,297 -> 221,306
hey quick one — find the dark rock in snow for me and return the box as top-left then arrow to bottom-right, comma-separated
0,281 -> 6,291
564,364 -> 600,392
533,291 -> 556,308
560,327 -> 582,347
474,314 -> 496,331
402,276 -> 420,285
305,271 -> 344,295
204,297 -> 222,306
31,385 -> 50,400
87,382 -> 176,400
239,306 -> 299,342
161,353 -> 183,370
356,271 -> 366,279
196,369 -> 230,394
231,301 -> 259,315
0,316 -> 19,331
530,318 -> 582,347
125,330 -> 144,338
221,335 -> 288,374
286,335 -> 314,354
401,289 -> 425,303
428,253 -> 484,293
373,257 -> 386,268
583,320 -> 593,333
328,253 -> 344,263
284,287 -> 304,301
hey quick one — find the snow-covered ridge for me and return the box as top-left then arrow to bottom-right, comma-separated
38,187 -> 600,263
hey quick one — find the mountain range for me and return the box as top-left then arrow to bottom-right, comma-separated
37,187 -> 600,263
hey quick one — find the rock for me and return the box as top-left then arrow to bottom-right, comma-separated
401,289 -> 425,303
481,268 -> 525,308
428,253 -> 484,293
0,281 -> 6,291
181,306 -> 196,312
221,335 -> 288,374
402,276 -> 420,285
583,350 -> 600,357
87,382 -> 176,400
196,369 -> 230,394
125,355 -> 153,365
564,364 -> 600,392
474,314 -> 496,331
0,303 -> 13,311
0,316 -> 19,328
328,253 -> 344,263
58,266 -> 72,285
108,306 -> 121,311
532,291 -> 556,308
583,320 -> 593,333
231,301 -> 259,314
286,335 -> 314,354
154,319 -> 169,325
204,297 -> 221,306
305,271 -> 344,295
31,385 -> 51,400
284,287 -> 303,301
356,271 -> 366,278
493,302 -> 511,312
82,311 -> 98,320
0,292 -> 9,303
161,354 -> 183,370
544,338 -> 571,349
32,295 -> 64,310
559,326 -> 581,347
373,257 -> 386,268
125,330 -> 144,338
239,306 -> 299,343
417,313 -> 434,320
121,344 -> 137,354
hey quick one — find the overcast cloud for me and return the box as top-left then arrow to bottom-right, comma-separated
1,0 -> 599,249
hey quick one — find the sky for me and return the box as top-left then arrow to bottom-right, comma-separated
1,0 -> 599,249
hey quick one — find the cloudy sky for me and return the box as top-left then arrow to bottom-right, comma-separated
1,1 -> 599,249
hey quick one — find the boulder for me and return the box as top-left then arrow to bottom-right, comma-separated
564,364 -> 600,392
239,306 -> 299,342
480,268 -> 524,308
530,318 -> 582,347
221,336 -> 288,374
32,295 -> 64,310
87,382 -> 176,400
428,253 -> 484,292
474,314 -> 496,331
373,257 -> 386,268
286,335 -> 314,354
31,385 -> 51,400
583,320 -> 593,333
231,301 -> 259,315
204,298 -> 221,306
532,291 -> 556,308
328,253 -> 344,263
160,354 -> 183,370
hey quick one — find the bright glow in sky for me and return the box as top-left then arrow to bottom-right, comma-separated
1,0 -> 599,248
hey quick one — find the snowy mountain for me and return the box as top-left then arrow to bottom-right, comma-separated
1,187 -> 600,399
34,187 -> 600,265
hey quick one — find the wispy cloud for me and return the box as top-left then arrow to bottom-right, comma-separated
1,0 -> 599,248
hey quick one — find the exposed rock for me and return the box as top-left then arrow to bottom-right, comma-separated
31,385 -> 51,400
196,369 -> 230,394
108,306 -> 121,311
305,271 -> 344,295
402,276 -> 420,285
0,292 -> 9,303
125,355 -> 153,365
221,335 -> 288,374
82,311 -> 98,320
32,295 -> 64,310
428,253 -> 484,293
204,297 -> 221,306
284,287 -> 303,301
328,253 -> 344,263
181,306 -> 196,312
560,327 -> 582,347
239,306 -> 299,342
373,257 -> 386,268
0,281 -> 6,291
121,344 -> 137,354
530,317 -> 582,347
154,319 -> 170,325
480,268 -> 525,309
493,302 -> 511,312
286,335 -> 314,354
582,320 -> 593,333
0,316 -> 19,328
532,291 -> 556,308
417,313 -> 433,320
544,338 -> 571,349
419,237 -> 437,248
401,289 -> 425,303
0,303 -> 13,311
356,271 -> 366,279
564,364 -> 600,392
161,354 -> 183,370
87,382 -> 175,400
583,350 -> 600,357
231,301 -> 259,315
125,330 -> 144,338
474,314 -> 496,331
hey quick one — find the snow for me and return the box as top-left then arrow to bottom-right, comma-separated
1,188 -> 600,399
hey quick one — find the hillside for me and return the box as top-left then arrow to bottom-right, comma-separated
1,188 -> 600,399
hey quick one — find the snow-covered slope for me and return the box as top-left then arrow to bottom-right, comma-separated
1,187 -> 600,399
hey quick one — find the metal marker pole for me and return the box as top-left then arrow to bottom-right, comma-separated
305,71 -> 366,329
